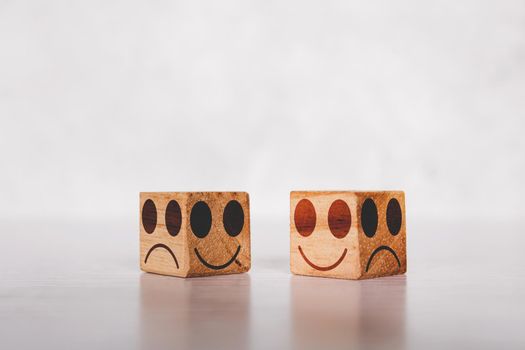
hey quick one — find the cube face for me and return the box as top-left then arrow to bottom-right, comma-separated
356,191 -> 407,279
140,193 -> 188,277
290,191 -> 406,280
140,192 -> 251,278
290,192 -> 361,279
185,192 -> 251,277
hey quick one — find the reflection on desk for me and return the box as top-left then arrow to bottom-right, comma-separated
139,271 -> 406,350
140,273 -> 251,350
291,275 -> 406,350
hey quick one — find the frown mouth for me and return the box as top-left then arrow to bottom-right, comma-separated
194,245 -> 241,270
144,243 -> 179,269
298,245 -> 348,271
365,245 -> 400,272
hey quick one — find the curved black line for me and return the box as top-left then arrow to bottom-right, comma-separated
194,245 -> 241,270
144,243 -> 179,269
365,245 -> 400,272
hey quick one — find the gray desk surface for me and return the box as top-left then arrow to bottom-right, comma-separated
1,219 -> 523,349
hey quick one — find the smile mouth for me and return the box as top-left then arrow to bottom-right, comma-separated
365,245 -> 401,272
144,243 -> 179,269
298,246 -> 348,271
194,245 -> 241,270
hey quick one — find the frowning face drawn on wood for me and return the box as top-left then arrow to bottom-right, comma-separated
141,197 -> 183,274
360,197 -> 403,275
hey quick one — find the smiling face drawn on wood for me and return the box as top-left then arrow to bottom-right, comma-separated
188,196 -> 248,274
290,192 -> 361,279
295,198 -> 351,271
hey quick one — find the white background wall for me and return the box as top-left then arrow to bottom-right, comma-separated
1,1 -> 524,224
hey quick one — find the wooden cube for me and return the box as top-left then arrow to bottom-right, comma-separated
290,191 -> 406,279
140,192 -> 251,277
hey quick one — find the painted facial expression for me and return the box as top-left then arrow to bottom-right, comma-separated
294,198 -> 352,271
142,198 -> 182,269
361,197 -> 403,273
140,192 -> 250,278
191,199 -> 245,270
291,192 -> 405,279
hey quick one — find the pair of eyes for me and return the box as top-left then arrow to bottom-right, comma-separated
294,197 -> 402,238
141,199 -> 245,238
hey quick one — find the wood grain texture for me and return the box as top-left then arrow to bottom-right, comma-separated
290,191 -> 406,280
140,192 -> 251,277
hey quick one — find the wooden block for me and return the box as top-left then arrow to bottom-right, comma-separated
290,191 -> 406,279
140,192 -> 251,277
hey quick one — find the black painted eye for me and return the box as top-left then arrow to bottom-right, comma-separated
361,198 -> 378,238
223,200 -> 244,237
386,198 -> 402,236
165,200 -> 182,237
190,201 -> 212,238
142,199 -> 157,234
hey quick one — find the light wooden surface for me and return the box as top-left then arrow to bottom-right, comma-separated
290,191 -> 406,279
0,219 -> 524,349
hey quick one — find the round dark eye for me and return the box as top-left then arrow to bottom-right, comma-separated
386,198 -> 402,236
142,199 -> 157,234
361,198 -> 378,238
223,200 -> 244,237
165,200 -> 182,237
328,199 -> 351,239
294,199 -> 316,237
190,201 -> 212,238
